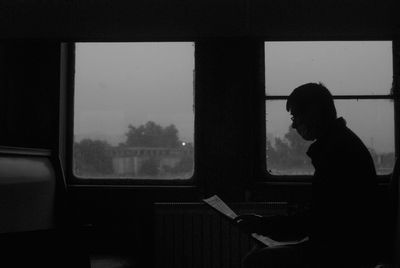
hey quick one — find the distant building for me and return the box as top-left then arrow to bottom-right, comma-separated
111,145 -> 193,176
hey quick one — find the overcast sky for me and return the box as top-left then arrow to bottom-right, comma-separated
74,42 -> 195,145
74,41 -> 393,153
266,41 -> 393,153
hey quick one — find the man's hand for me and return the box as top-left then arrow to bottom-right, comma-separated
234,214 -> 263,234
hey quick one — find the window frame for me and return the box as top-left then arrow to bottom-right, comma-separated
63,40 -> 399,186
263,40 -> 399,183
65,42 -> 198,186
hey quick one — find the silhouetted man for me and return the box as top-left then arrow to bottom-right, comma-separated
237,83 -> 381,268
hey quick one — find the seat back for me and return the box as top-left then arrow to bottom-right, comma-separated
0,147 -> 57,233
386,157 -> 400,266
392,157 -> 400,266
0,146 -> 89,268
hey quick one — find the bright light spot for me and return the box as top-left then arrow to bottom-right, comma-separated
182,142 -> 186,146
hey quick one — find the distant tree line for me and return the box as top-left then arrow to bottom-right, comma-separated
267,126 -> 395,175
267,127 -> 313,174
74,121 -> 193,177
124,121 -> 181,148
74,121 -> 394,177
368,149 -> 395,173
73,139 -> 113,176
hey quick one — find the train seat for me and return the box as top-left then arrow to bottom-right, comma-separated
0,146 -> 90,268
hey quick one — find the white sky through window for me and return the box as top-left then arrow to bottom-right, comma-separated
265,41 -> 393,154
74,42 -> 195,146
74,41 -> 394,155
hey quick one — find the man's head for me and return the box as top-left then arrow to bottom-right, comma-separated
286,83 -> 337,141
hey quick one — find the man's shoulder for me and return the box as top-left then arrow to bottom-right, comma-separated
309,117 -> 374,166
336,125 -> 368,152
320,121 -> 371,162
326,119 -> 366,150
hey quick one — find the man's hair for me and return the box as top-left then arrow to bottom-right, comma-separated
286,82 -> 337,121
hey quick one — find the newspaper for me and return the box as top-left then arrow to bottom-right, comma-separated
203,195 -> 238,220
203,195 -> 309,247
251,233 -> 309,247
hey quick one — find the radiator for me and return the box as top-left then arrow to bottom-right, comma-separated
154,202 -> 288,268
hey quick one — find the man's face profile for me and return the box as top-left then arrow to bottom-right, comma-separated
290,110 -> 317,141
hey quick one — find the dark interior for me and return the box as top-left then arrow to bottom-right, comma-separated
0,0 -> 399,267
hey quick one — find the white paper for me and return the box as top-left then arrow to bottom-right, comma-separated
203,195 -> 238,219
251,233 -> 309,247
203,195 -> 309,248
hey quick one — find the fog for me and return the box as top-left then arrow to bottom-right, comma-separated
74,43 -> 195,145
266,41 -> 393,153
74,41 -> 393,153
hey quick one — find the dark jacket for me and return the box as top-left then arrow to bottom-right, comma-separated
261,117 -> 381,266
307,117 -> 380,265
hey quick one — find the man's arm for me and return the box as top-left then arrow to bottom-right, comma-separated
235,208 -> 310,240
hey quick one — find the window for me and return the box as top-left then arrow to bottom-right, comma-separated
265,41 -> 394,176
73,42 -> 195,180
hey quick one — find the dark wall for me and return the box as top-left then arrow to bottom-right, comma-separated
195,40 -> 264,201
0,42 -> 61,149
0,1 -> 398,262
0,0 -> 398,40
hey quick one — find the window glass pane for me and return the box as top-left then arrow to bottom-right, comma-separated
266,100 -> 314,175
266,99 -> 394,175
74,43 -> 194,179
336,99 -> 394,175
265,41 -> 392,96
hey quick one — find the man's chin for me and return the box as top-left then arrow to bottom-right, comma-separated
296,128 -> 316,141
299,134 -> 315,141
303,136 -> 316,141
